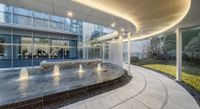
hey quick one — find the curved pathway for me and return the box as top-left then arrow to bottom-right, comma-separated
60,65 -> 200,109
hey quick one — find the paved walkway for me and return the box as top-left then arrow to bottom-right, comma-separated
60,65 -> 200,109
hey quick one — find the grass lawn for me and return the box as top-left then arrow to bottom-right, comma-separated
143,64 -> 200,92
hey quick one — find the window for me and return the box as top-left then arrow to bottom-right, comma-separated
50,15 -> 64,30
50,39 -> 65,59
0,4 -> 12,23
70,20 -> 82,34
13,30 -> 32,67
0,27 -> 11,68
13,7 -> 32,26
33,11 -> 50,29
69,40 -> 77,58
33,32 -> 50,65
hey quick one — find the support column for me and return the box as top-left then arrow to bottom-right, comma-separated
112,39 -> 116,64
102,42 -> 105,63
128,33 -> 131,75
176,28 -> 182,81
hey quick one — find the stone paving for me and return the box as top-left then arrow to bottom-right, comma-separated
60,64 -> 200,109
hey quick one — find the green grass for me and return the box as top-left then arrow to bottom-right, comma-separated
143,64 -> 200,92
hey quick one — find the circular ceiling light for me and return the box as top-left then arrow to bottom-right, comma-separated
67,11 -> 73,17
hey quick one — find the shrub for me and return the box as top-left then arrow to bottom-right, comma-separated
130,56 -> 140,64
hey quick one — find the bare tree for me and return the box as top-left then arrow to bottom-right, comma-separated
184,34 -> 200,64
141,34 -> 170,60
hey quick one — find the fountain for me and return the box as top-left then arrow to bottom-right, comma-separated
53,65 -> 60,76
53,76 -> 60,87
0,60 -> 126,108
78,64 -> 84,79
97,63 -> 102,71
79,64 -> 84,73
19,68 -> 29,81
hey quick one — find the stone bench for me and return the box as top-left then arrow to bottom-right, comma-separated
40,59 -> 102,70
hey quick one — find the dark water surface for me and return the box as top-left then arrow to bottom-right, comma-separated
0,63 -> 124,106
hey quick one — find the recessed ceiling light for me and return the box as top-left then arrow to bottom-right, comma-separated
111,22 -> 115,27
67,11 -> 73,17
121,28 -> 125,32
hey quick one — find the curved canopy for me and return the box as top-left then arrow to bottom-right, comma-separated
73,0 -> 191,40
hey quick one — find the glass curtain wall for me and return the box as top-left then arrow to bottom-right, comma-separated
33,11 -> 49,29
0,3 -> 113,37
0,27 -> 11,68
50,34 -> 64,59
13,30 -> 32,67
0,3 -> 114,69
128,27 -> 200,93
13,7 -> 32,26
81,22 -> 107,60
33,32 -> 50,65
51,15 -> 64,30
181,27 -> 200,92
0,27 -> 78,69
0,4 -> 12,23
129,33 -> 176,66
49,34 -> 77,59
69,40 -> 77,58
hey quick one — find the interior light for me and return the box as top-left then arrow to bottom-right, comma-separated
121,28 -> 124,32
67,11 -> 73,17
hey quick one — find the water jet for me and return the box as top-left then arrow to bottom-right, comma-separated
19,68 -> 29,81
97,63 -> 102,71
53,65 -> 60,76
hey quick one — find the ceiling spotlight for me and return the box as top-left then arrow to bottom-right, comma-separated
121,28 -> 125,32
67,11 -> 73,17
111,22 -> 115,27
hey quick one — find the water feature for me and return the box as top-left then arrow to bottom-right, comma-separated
79,64 -> 84,73
97,63 -> 102,71
53,65 -> 60,76
0,62 -> 126,108
19,68 -> 29,81
78,64 -> 84,78
53,76 -> 60,87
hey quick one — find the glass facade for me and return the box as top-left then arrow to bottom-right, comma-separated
0,27 -> 78,68
13,30 -> 32,67
0,4 -> 12,23
0,3 -> 113,35
14,7 -> 32,26
0,28 -> 12,68
0,3 -> 114,69
33,11 -> 49,29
